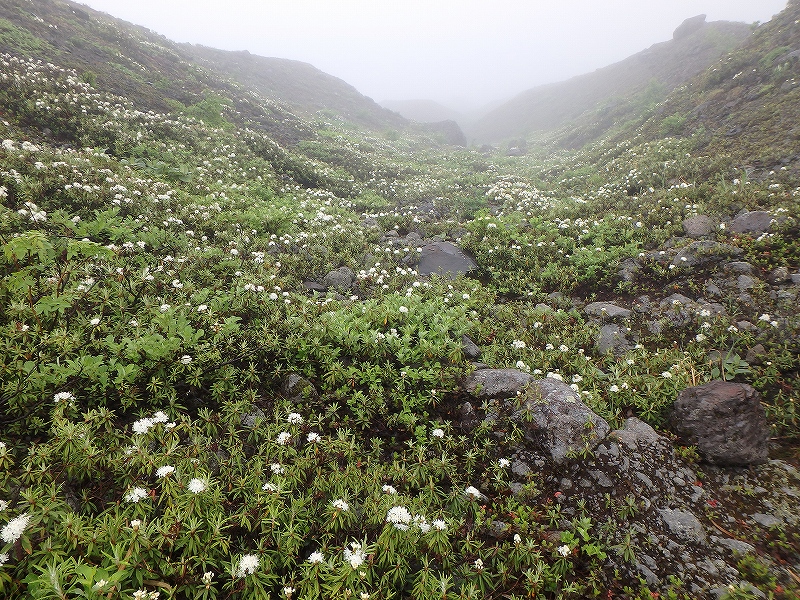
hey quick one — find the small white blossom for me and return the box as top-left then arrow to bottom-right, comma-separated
382,484 -> 397,495
270,463 -> 284,475
287,412 -> 303,424
180,355 -> 192,365
498,458 -> 511,468
306,432 -> 321,443
431,428 -> 445,438
307,551 -> 325,564
235,554 -> 259,577
124,487 -> 148,503
386,506 -> 412,530
464,486 -> 483,500
511,339 -> 526,350
156,465 -> 175,478
661,372 -> 672,379
432,519 -> 447,531
332,499 -> 349,512
89,317 -> 101,326
1,513 -> 31,544
474,558 -> 484,570
557,545 -> 571,557
276,432 -> 291,445
187,478 -> 207,494
343,541 -> 365,569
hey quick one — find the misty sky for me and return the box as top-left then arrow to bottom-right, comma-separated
79,0 -> 788,111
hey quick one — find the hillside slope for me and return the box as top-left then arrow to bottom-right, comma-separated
0,0 -> 404,138
469,17 -> 752,144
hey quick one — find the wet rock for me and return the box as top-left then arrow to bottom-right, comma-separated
417,241 -> 477,277
462,368 -> 534,399
610,418 -> 667,451
713,536 -> 755,554
672,241 -> 742,268
725,261 -> 754,275
596,324 -> 635,355
659,508 -> 707,544
322,266 -> 355,292
671,382 -> 769,465
730,211 -> 773,234
461,335 -> 482,360
745,344 -> 767,366
303,281 -> 327,293
752,513 -> 782,528
241,406 -> 266,429
584,301 -> 631,321
281,374 -> 318,402
682,215 -> 715,238
513,378 -> 610,464
769,266 -> 791,284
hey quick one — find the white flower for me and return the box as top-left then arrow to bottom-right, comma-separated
398,305 -> 409,314
498,458 -> 511,468
759,313 -> 771,322
464,486 -> 483,500
188,478 -> 207,494
661,371 -> 672,379
201,572 -> 213,585
515,360 -> 530,372
196,304 -> 208,312
262,483 -> 277,492
546,372 -> 563,381
152,411 -> 168,423
332,499 -> 349,512
276,432 -> 291,445
511,339 -> 526,350
382,484 -> 397,495
160,304 -> 171,312
513,533 -> 522,545
53,391 -> 75,403
343,541 -> 365,569
283,586 -> 296,598
559,344 -> 569,352
432,519 -> 447,531
306,432 -> 321,443
695,334 -> 707,342
124,487 -> 148,503
89,317 -> 101,326
431,428 -> 444,438
156,465 -> 175,478
171,279 -> 183,289
474,558 -> 484,570
130,519 -> 142,529
0,552 -> 9,566
609,384 -> 620,393
307,551 -> 325,564
270,463 -> 284,475
572,374 -> 583,383
386,506 -> 412,530
180,355 -> 192,365
1,513 -> 31,544
287,412 -> 303,424
557,544 -> 571,557
235,554 -> 259,577
545,343 -> 554,350
0,500 -> 7,512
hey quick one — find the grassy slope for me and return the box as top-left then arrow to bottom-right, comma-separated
468,20 -> 751,145
0,1 -> 799,599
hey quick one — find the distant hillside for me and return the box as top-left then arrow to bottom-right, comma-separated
469,17 -> 752,144
184,45 -> 405,130
380,99 -> 463,124
630,0 -> 800,176
0,0 -> 404,139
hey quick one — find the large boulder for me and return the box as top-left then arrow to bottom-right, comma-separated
682,215 -> 715,238
670,381 -> 769,465
514,378 -> 610,464
730,211 -> 773,235
585,301 -> 631,322
596,324 -> 635,355
417,241 -> 477,277
462,368 -> 534,399
322,266 -> 355,292
461,370 -> 610,463
673,15 -> 706,40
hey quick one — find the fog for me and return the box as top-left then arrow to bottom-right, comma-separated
79,0 -> 787,111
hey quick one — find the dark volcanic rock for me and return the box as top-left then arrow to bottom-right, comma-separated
682,215 -> 715,238
596,324 -> 635,355
513,378 -> 610,463
322,266 -> 355,291
462,368 -> 534,399
730,211 -> 773,234
418,241 -> 477,277
585,301 -> 631,321
671,381 -> 769,465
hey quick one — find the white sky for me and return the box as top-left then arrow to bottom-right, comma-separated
78,0 -> 788,111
